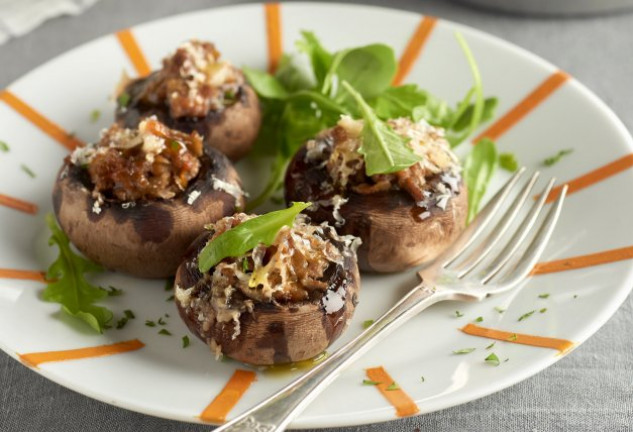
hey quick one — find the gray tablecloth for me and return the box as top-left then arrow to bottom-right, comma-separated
1,1 -> 632,431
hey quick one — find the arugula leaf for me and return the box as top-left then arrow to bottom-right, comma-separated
43,214 -> 112,333
342,81 -> 422,176
331,44 -> 396,101
450,97 -> 498,133
463,138 -> 498,223
198,202 -> 311,272
453,347 -> 476,355
296,31 -> 333,86
243,67 -> 289,99
499,152 -> 519,172
274,53 -> 316,93
372,84 -> 451,125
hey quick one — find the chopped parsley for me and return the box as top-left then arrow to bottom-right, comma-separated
362,319 -> 375,329
165,294 -> 175,302
158,329 -> 172,336
362,379 -> 381,386
420,376 -> 425,382
170,140 -> 181,151
486,342 -> 496,350
0,140 -> 9,152
494,306 -> 505,314
499,152 -> 519,172
90,109 -> 101,123
538,293 -> 550,299
117,92 -> 131,108
518,310 -> 536,321
105,285 -> 123,296
158,317 -> 166,326
573,294 -> 578,299
124,309 -> 135,319
474,316 -> 483,323
539,308 -> 548,314
20,164 -> 36,178
145,320 -> 156,327
115,316 -> 128,329
453,347 -> 476,355
182,335 -> 190,348
507,333 -> 518,341
385,382 -> 400,391
544,149 -> 573,166
485,353 -> 500,366
455,310 -> 464,318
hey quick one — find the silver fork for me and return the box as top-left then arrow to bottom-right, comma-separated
214,168 -> 567,432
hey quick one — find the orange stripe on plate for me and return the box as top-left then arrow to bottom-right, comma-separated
265,3 -> 282,74
461,324 -> 574,353
532,245 -> 633,275
392,16 -> 438,86
474,70 -> 569,143
0,193 -> 38,214
116,29 -> 151,77
0,90 -> 83,151
0,268 -> 46,282
365,366 -> 420,417
19,339 -> 145,367
545,154 -> 633,203
199,369 -> 257,423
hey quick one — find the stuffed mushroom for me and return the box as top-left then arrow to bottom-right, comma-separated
285,116 -> 468,273
116,39 -> 261,161
174,213 -> 361,365
52,117 -> 246,278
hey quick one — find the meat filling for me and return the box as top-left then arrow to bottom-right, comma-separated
69,117 -> 203,201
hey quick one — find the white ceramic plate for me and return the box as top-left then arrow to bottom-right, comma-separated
1,3 -> 633,428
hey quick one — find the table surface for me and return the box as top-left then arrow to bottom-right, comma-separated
1,1 -> 633,431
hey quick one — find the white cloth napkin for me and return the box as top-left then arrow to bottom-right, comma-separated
0,0 -> 100,45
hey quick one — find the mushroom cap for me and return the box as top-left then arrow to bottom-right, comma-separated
284,144 -> 468,273
174,230 -> 361,365
52,148 -> 245,278
117,75 -> 261,161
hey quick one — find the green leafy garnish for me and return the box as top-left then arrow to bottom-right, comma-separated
106,285 -> 123,296
420,376 -> 425,382
385,382 -> 400,391
455,310 -> 464,318
540,308 -> 548,314
363,379 -> 381,386
453,348 -> 476,355
145,320 -> 156,327
474,316 -> 483,322
499,153 -> 519,172
538,293 -> 550,299
182,335 -> 190,348
158,329 -> 172,336
342,81 -> 422,175
20,164 -> 36,178
494,306 -> 506,314
165,294 -> 175,302
486,342 -> 496,350
485,353 -> 500,366
362,319 -> 375,329
43,214 -> 112,333
90,109 -> 101,123
0,140 -> 9,152
116,317 -> 128,329
124,310 -> 135,319
508,333 -> 518,341
198,202 -> 311,273
463,138 -> 498,223
158,317 -> 166,326
117,92 -> 130,107
544,149 -> 573,166
518,310 -> 536,322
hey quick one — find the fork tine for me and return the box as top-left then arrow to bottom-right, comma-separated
493,185 -> 568,287
453,172 -> 540,277
440,167 -> 526,268
477,177 -> 557,284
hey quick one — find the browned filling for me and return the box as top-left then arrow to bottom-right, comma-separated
71,118 -> 203,201
306,116 -> 461,206
128,40 -> 243,119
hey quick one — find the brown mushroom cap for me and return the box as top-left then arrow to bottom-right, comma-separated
174,228 -> 361,365
284,144 -> 468,273
116,75 -> 261,161
52,148 -> 245,278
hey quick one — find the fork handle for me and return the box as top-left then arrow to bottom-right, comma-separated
214,282 -> 448,432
